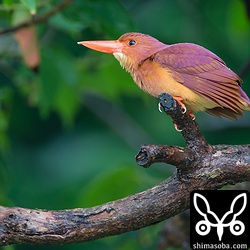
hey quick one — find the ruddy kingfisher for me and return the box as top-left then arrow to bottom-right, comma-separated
78,32 -> 250,119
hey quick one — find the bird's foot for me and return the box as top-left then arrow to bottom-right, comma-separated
172,96 -> 187,114
172,96 -> 196,120
158,95 -> 195,132
174,123 -> 182,132
187,111 -> 196,120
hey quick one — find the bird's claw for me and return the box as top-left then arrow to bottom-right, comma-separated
181,106 -> 187,114
187,111 -> 196,120
174,123 -> 182,132
158,102 -> 163,113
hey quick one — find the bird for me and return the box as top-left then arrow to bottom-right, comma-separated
78,32 -> 250,120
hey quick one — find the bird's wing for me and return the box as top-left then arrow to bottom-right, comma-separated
153,43 -> 246,115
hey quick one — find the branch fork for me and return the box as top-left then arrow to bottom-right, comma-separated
136,93 -> 212,173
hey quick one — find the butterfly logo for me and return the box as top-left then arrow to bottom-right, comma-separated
193,193 -> 247,241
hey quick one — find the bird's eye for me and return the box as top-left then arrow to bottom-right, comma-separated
128,40 -> 136,46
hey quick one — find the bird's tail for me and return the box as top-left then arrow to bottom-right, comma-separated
240,88 -> 250,111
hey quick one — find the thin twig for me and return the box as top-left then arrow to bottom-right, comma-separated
0,0 -> 73,35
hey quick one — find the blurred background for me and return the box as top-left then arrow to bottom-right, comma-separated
0,0 -> 250,249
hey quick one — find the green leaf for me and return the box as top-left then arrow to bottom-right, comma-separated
20,0 -> 37,15
3,0 -> 13,8
11,7 -> 30,25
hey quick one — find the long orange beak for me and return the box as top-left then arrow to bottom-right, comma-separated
77,40 -> 123,54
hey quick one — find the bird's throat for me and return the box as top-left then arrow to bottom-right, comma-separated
113,52 -> 134,74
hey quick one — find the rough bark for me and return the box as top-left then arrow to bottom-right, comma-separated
0,93 -> 249,246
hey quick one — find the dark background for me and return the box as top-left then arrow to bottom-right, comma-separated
0,0 -> 250,249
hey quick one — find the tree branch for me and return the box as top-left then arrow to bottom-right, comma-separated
0,93 -> 250,246
0,0 -> 72,36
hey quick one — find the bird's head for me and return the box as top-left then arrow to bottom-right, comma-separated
78,32 -> 166,73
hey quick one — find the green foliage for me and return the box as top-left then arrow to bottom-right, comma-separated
20,0 -> 37,15
0,0 -> 250,249
3,0 -> 13,9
